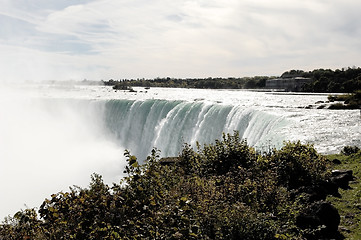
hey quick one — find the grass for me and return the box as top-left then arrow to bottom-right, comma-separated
326,152 -> 361,239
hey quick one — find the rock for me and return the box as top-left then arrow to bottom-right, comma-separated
296,214 -> 321,229
332,158 -> 342,164
318,180 -> 340,198
331,170 -> 354,190
293,180 -> 340,202
316,202 -> 340,232
296,201 -> 340,233
332,169 -> 353,178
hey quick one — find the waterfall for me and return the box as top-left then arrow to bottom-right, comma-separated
2,84 -> 358,219
102,99 -> 288,160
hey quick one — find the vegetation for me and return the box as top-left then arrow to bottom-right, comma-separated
327,147 -> 361,239
328,90 -> 361,109
286,67 -> 361,93
104,76 -> 271,90
103,67 -> 361,94
1,133 -> 346,239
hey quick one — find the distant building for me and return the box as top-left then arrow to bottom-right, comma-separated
265,77 -> 312,91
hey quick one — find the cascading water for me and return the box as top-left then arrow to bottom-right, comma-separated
101,99 -> 288,160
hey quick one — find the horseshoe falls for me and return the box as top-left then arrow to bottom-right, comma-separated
102,99 -> 288,160
1,84 -> 360,218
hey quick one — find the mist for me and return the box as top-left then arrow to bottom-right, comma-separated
0,84 -> 125,219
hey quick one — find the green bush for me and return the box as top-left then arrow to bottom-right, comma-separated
341,146 -> 360,156
1,133 -> 334,239
270,141 -> 329,189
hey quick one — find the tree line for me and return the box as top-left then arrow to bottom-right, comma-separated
104,76 -> 271,90
283,67 -> 361,93
103,67 -> 361,93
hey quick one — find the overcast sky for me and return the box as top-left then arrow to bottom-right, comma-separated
1,0 -> 360,81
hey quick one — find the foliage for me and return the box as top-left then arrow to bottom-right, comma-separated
328,91 -> 361,109
341,145 -> 361,156
298,67 -> 361,93
327,94 -> 352,102
0,209 -> 45,239
1,133 -> 334,239
270,141 -> 329,190
38,174 -> 123,239
103,76 -> 271,90
103,67 -> 361,93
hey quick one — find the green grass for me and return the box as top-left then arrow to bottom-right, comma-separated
326,152 -> 361,239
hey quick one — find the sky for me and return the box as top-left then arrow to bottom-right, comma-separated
0,0 -> 360,81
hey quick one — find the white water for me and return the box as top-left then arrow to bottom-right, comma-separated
102,99 -> 288,160
0,83 -> 360,218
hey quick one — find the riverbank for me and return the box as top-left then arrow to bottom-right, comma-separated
327,150 -> 361,239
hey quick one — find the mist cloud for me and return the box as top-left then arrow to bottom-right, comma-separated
0,86 -> 124,218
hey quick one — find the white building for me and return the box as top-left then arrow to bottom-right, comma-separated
265,77 -> 312,91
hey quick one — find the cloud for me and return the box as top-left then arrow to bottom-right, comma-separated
0,0 -> 361,81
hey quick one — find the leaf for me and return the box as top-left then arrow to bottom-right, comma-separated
132,161 -> 139,168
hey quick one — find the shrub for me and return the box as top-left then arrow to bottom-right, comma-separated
189,132 -> 257,176
1,133 -> 334,239
0,209 -> 45,239
270,141 -> 329,189
341,146 -> 360,156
